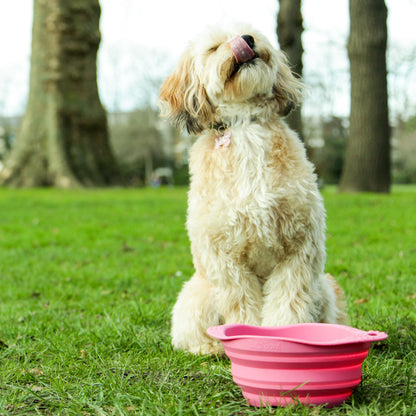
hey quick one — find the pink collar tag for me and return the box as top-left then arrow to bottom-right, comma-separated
215,130 -> 232,149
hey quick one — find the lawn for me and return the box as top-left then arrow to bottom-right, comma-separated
0,186 -> 415,415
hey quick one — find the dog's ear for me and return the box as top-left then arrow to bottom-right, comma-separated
158,51 -> 214,134
272,51 -> 303,117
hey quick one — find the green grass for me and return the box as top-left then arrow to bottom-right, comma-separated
0,186 -> 415,415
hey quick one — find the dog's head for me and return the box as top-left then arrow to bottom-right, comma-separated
158,23 -> 303,134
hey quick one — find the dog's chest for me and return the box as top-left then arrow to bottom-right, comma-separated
188,129 -> 303,248
187,125 -> 322,279
199,127 -> 272,195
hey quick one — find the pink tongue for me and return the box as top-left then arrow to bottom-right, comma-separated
230,36 -> 255,64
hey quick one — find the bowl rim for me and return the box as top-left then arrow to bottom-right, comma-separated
207,323 -> 388,346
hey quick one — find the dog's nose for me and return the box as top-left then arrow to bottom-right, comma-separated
241,35 -> 255,49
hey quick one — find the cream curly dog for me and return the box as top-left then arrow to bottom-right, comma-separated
159,23 -> 345,355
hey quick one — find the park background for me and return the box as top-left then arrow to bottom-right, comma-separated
0,1 -> 415,415
1,0 -> 416,187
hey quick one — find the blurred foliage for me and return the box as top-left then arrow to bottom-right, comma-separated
392,116 -> 416,183
109,108 -> 191,186
400,114 -> 416,132
1,109 -> 415,186
307,116 -> 347,185
173,164 -> 190,186
109,108 -> 172,186
308,115 -> 416,185
0,118 -> 16,161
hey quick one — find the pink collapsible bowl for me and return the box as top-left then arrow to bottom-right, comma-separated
207,323 -> 387,408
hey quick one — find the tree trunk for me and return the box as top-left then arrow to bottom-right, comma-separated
0,0 -> 120,187
277,0 -> 304,140
339,0 -> 390,193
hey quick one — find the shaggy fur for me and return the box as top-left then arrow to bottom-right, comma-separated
159,23 -> 345,355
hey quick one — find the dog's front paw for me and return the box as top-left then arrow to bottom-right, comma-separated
187,341 -> 224,356
173,338 -> 224,356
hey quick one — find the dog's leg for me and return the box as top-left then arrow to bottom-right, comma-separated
215,268 -> 263,327
192,243 -> 263,327
261,261 -> 320,326
262,266 -> 346,325
171,273 -> 223,355
197,248 -> 263,326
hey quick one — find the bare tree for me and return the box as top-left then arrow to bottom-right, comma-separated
277,0 -> 304,139
339,0 -> 390,192
0,0 -> 120,187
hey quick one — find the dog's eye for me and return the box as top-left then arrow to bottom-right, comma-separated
207,45 -> 219,54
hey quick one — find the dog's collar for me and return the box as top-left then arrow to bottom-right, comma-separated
210,121 -> 232,150
210,116 -> 259,150
210,115 -> 258,134
211,121 -> 231,134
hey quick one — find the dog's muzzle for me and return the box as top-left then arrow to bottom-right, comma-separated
230,35 -> 256,63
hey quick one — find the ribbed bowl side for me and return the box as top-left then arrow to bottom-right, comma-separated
223,341 -> 371,408
241,387 -> 355,408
